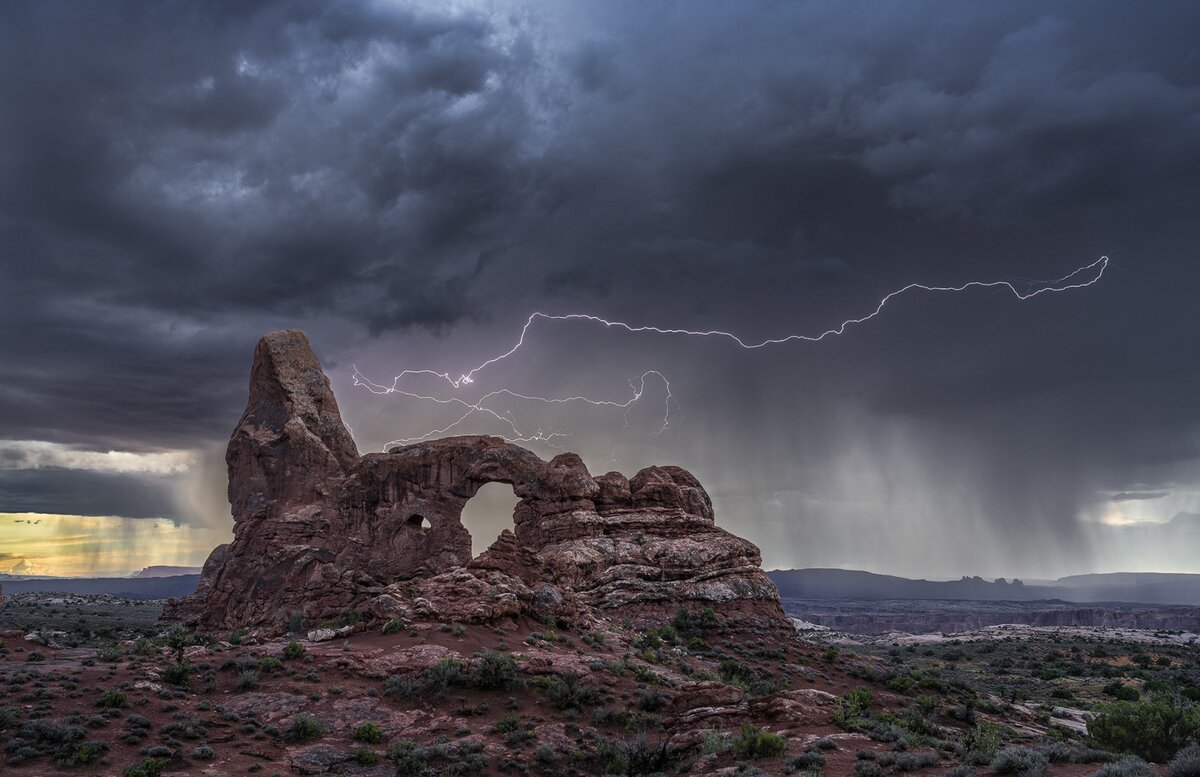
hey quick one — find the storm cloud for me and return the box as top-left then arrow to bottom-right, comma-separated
2,1 -> 1199,577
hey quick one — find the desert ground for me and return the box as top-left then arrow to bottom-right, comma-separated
2,592 -> 1198,777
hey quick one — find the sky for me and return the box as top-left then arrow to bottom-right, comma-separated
2,0 -> 1199,579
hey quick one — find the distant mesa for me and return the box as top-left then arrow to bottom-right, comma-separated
164,329 -> 789,636
131,565 -> 202,579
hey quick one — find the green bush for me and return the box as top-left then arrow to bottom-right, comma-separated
382,618 -> 406,635
122,758 -> 165,777
161,660 -> 191,687
289,714 -> 323,741
355,747 -> 379,765
472,650 -> 519,691
355,722 -> 385,744
387,741 -> 425,776
541,670 -> 600,710
283,640 -> 306,660
732,723 -> 788,760
57,739 -> 108,766
96,690 -> 127,709
1088,696 -> 1200,762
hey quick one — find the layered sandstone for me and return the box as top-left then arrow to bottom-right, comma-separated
165,330 -> 787,634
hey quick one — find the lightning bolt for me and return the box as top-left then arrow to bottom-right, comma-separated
355,256 -> 1109,449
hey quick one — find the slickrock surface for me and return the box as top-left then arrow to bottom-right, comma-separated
165,330 -> 787,636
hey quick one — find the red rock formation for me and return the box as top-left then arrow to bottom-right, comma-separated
165,330 -> 787,634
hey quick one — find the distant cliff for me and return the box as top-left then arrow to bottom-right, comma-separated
768,568 -> 1200,606
0,575 -> 199,599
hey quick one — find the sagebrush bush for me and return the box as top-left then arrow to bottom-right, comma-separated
991,746 -> 1048,777
1169,744 -> 1200,777
1092,756 -> 1157,777
855,761 -> 884,777
786,751 -> 827,772
282,640 -> 306,660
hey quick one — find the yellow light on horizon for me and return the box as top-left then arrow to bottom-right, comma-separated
0,513 -> 227,577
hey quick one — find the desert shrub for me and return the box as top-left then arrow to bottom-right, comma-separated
1170,745 -> 1200,777
813,737 -> 838,751
992,746 -> 1049,777
701,731 -> 733,754
495,713 -> 521,734
1092,756 -> 1157,777
1088,696 -> 1200,762
57,739 -> 108,766
161,660 -> 191,687
387,741 -> 425,776
382,618 -> 406,635
718,658 -> 757,688
637,687 -> 669,712
282,641 -> 306,660
889,676 -> 915,693
122,758 -> 165,777
96,690 -> 127,709
594,734 -> 676,775
1042,742 -> 1115,764
288,714 -> 323,741
421,656 -> 465,696
541,670 -> 600,710
161,717 -> 208,740
355,722 -> 385,744
786,751 -> 827,772
226,628 -> 247,646
1104,682 -> 1141,702
355,747 -> 379,765
856,761 -> 884,777
834,687 -> 874,729
472,650 -> 519,691
97,644 -> 123,662
732,723 -> 788,760
944,766 -> 977,777
257,656 -> 284,674
236,669 -> 259,690
960,723 -> 1002,762
26,650 -> 45,662
892,752 -> 941,772
191,744 -> 215,760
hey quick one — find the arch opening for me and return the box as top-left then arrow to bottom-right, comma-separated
406,514 -> 431,532
460,482 -> 520,558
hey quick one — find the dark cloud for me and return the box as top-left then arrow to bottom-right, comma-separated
1,1 -> 1199,576
0,470 -> 179,519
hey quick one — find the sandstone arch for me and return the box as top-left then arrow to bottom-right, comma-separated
164,330 -> 786,635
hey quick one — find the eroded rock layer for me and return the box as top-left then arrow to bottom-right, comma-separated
165,330 -> 787,634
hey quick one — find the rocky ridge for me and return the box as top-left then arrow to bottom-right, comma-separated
165,330 -> 787,637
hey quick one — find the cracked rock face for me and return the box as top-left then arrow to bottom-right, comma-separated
165,330 -> 787,633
